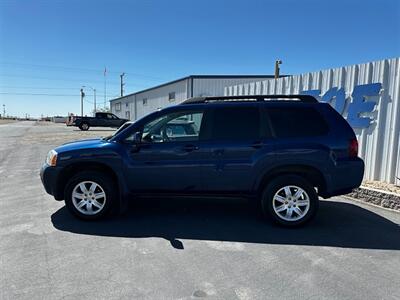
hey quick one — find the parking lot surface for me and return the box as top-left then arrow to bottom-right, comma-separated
1,121 -> 400,300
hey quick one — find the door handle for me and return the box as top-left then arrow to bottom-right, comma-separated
251,141 -> 264,148
183,144 -> 199,152
213,149 -> 224,156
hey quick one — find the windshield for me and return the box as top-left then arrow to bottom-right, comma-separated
103,122 -> 133,141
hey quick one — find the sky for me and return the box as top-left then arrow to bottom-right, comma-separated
0,0 -> 399,118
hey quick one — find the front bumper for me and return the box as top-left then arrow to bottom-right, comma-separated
40,164 -> 63,200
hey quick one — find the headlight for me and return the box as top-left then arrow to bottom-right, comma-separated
46,149 -> 58,166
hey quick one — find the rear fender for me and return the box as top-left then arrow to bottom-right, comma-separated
254,164 -> 327,196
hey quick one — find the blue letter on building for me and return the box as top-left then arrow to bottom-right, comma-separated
347,83 -> 381,128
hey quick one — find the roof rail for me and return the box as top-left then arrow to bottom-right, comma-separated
181,94 -> 318,105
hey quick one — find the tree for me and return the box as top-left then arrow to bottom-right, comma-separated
92,107 -> 110,115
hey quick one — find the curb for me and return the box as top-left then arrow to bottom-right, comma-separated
346,186 -> 400,211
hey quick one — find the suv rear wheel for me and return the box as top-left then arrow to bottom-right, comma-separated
261,175 -> 318,227
64,171 -> 115,220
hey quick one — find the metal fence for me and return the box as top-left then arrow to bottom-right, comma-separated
225,58 -> 400,185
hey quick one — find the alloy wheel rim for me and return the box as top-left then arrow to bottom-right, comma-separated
272,185 -> 310,221
72,181 -> 106,215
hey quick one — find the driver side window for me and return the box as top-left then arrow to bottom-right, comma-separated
141,111 -> 203,143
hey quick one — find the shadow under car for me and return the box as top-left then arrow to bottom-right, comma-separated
51,198 -> 400,251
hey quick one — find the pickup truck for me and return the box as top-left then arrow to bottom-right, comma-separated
67,112 -> 129,131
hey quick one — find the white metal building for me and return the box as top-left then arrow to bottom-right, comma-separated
110,75 -> 275,121
225,57 -> 400,185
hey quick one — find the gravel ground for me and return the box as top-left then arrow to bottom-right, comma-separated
1,121 -> 400,300
0,119 -> 19,125
362,180 -> 400,195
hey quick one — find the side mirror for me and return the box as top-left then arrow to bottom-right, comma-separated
130,132 -> 142,153
133,132 -> 142,144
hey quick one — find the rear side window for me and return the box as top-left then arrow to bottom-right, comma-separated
268,107 -> 328,138
211,106 -> 260,140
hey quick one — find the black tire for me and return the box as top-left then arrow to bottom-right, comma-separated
261,175 -> 318,227
64,171 -> 116,220
79,122 -> 90,131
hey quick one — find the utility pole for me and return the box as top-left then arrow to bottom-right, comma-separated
120,72 -> 125,97
274,59 -> 282,79
93,89 -> 97,113
80,88 -> 85,117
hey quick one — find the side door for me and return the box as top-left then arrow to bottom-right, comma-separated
200,104 -> 275,193
111,114 -> 125,127
123,109 -> 206,192
93,113 -> 106,126
105,113 -> 119,127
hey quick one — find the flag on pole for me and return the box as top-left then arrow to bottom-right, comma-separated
104,67 -> 107,108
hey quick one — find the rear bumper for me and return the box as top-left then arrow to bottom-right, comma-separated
322,157 -> 364,198
40,164 -> 63,200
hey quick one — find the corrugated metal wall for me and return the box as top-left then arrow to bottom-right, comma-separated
192,78 -> 272,97
225,58 -> 400,185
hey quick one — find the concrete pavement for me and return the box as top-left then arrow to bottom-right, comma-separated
1,121 -> 400,299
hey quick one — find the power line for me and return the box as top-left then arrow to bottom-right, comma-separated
84,98 -> 95,104
0,62 -> 112,73
0,86 -> 120,95
0,62 -> 167,81
0,92 -> 98,97
0,73 -> 121,85
0,86 -> 83,90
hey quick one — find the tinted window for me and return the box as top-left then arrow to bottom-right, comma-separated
212,106 -> 260,140
106,114 -> 118,119
140,111 -> 203,143
268,107 -> 328,138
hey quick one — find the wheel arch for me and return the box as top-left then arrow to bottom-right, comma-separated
255,164 -> 327,196
55,161 -> 120,201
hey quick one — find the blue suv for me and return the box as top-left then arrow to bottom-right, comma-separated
40,95 -> 364,226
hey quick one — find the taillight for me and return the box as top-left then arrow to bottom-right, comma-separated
349,138 -> 358,158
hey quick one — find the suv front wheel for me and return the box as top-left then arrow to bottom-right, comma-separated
261,175 -> 318,227
64,171 -> 115,220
